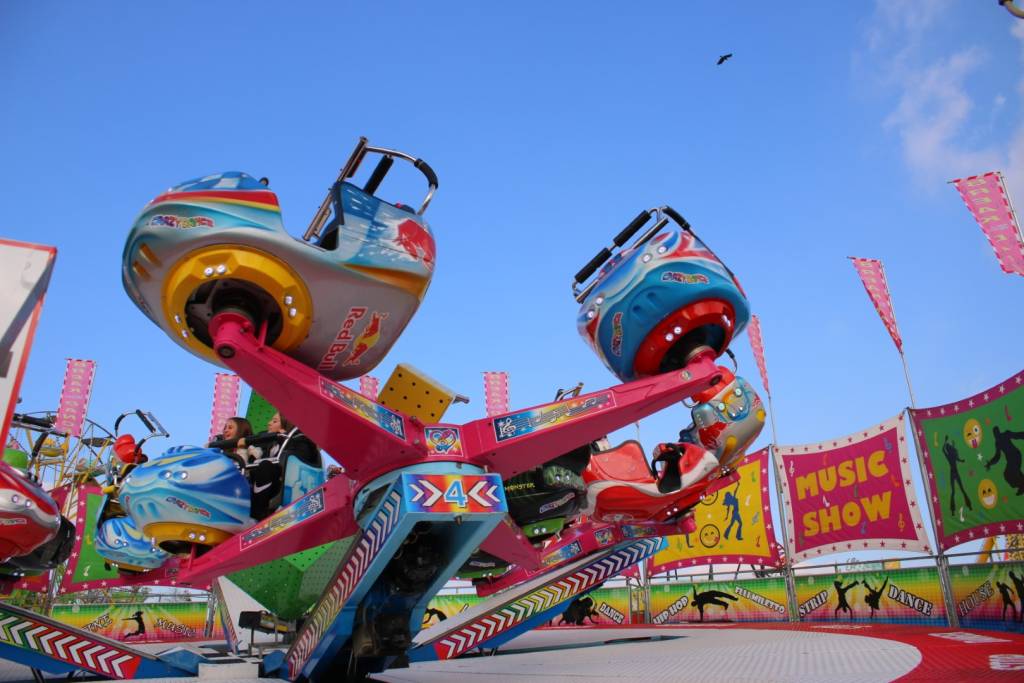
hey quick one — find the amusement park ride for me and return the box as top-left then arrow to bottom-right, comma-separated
0,137 -> 765,680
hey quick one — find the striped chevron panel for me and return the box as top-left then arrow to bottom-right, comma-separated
285,490 -> 402,678
0,607 -> 141,678
434,538 -> 660,660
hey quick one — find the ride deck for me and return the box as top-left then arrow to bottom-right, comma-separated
409,537 -> 665,662
0,600 -> 197,679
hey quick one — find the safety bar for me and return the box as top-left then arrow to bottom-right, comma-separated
302,136 -> 439,242
112,409 -> 169,458
572,206 -> 691,302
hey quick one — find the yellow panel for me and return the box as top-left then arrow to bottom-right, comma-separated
377,363 -> 456,422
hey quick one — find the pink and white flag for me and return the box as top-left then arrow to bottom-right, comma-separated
358,375 -> 380,401
747,314 -> 771,398
849,257 -> 903,352
54,359 -> 95,437
483,371 -> 510,417
208,373 -> 240,442
951,172 -> 1024,276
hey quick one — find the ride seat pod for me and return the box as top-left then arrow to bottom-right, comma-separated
118,446 -> 253,554
121,137 -> 439,381
0,461 -> 61,563
573,207 -> 750,383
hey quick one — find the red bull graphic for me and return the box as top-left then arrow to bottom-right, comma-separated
650,577 -> 789,624
344,311 -> 388,367
318,306 -> 368,371
394,219 -> 436,271
795,566 -> 946,626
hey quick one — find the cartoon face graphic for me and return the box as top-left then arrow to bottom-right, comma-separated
978,479 -> 998,510
963,419 -> 983,449
699,524 -> 721,548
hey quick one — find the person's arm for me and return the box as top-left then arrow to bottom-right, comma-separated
986,445 -> 1003,469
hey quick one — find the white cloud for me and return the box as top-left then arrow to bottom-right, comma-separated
864,2 -> 1024,203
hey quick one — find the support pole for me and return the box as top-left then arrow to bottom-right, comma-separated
907,409 -> 959,627
769,445 -> 800,622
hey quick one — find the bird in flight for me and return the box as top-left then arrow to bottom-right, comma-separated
716,53 -> 733,66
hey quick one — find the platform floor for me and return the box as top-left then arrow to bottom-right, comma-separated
376,624 -> 1024,682
2,624 -> 1024,681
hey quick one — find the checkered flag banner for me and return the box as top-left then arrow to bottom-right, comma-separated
747,314 -> 771,398
483,371 -> 510,417
849,257 -> 903,352
951,172 -> 1024,276
208,373 -> 241,443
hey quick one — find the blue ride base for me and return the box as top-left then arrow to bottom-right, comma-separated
275,464 -> 507,682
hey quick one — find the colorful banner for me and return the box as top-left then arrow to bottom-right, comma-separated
426,587 -> 633,627
794,565 -> 946,625
208,373 -> 240,444
651,449 -> 781,572
950,560 -> 1024,632
50,602 -> 222,643
909,370 -> 1024,551
649,577 -> 789,624
746,314 -> 771,398
358,375 -> 380,401
775,414 -> 930,561
951,172 -> 1024,276
483,371 -> 510,417
848,257 -> 903,352
54,358 -> 96,437
61,485 -> 199,592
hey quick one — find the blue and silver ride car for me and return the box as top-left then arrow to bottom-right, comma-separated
94,515 -> 170,572
119,446 -> 252,553
574,206 -> 750,382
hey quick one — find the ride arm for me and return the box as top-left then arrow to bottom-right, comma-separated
458,354 -> 723,479
120,472 -> 358,587
208,311 -> 424,480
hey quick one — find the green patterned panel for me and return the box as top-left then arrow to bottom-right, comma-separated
227,536 -> 355,620
245,392 -> 277,434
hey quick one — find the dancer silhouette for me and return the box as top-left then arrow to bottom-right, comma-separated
692,585 -> 738,622
558,596 -> 599,625
997,581 -> 1018,621
834,580 -> 859,618
723,483 -> 744,541
863,577 -> 888,619
942,436 -> 972,515
122,611 -> 145,640
986,427 -> 1024,495
1010,570 -> 1024,623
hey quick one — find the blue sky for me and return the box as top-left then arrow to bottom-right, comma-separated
2,2 -> 1022,562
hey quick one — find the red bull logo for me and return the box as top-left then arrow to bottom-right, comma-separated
393,219 -> 436,270
344,311 -> 389,367
318,307 -> 368,371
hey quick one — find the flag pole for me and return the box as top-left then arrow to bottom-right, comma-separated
996,171 -> 1024,246
877,260 -> 917,409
